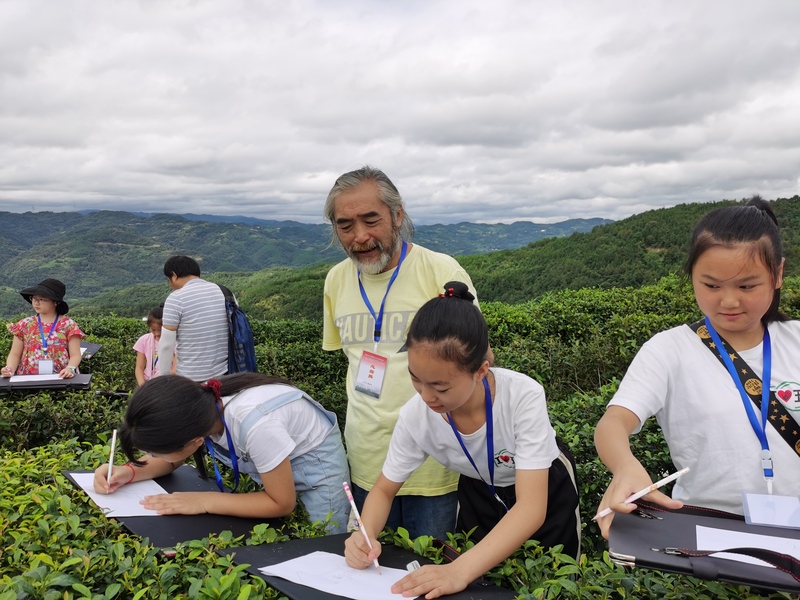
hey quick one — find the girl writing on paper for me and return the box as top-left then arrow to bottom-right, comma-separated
2,278 -> 85,378
344,281 -> 580,599
594,196 -> 800,539
93,373 -> 351,534
133,305 -> 175,385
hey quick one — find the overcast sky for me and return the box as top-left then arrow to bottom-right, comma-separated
1,1 -> 799,225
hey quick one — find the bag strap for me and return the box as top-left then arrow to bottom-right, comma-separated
217,283 -> 236,306
689,320 -> 800,457
236,390 -> 308,460
663,546 -> 800,583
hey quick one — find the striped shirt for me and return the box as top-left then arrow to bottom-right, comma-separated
162,277 -> 229,381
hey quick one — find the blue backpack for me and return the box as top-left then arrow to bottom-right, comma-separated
218,284 -> 258,373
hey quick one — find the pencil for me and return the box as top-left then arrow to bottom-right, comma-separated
593,467 -> 690,520
343,481 -> 381,574
107,429 -> 118,484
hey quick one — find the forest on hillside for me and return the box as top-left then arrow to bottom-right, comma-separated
0,210 -> 606,318
42,196 -> 800,322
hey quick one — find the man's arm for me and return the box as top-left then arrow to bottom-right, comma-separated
157,326 -> 177,376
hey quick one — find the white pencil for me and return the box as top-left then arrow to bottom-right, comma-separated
343,482 -> 381,574
107,429 -> 118,484
593,467 -> 690,520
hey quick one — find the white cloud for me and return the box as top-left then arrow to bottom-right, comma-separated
0,0 -> 799,224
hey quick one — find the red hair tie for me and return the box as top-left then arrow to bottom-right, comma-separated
439,287 -> 456,299
203,378 -> 223,402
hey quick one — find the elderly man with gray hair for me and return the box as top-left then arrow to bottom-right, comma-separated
322,165 -> 478,541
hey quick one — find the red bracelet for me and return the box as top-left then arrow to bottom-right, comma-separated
123,463 -> 136,485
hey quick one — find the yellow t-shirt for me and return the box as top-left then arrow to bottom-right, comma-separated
323,244 -> 477,495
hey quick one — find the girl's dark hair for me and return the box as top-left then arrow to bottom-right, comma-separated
405,281 -> 488,373
684,195 -> 786,324
120,373 -> 293,478
146,305 -> 164,327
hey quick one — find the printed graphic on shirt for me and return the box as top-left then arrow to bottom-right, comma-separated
335,310 -> 416,346
494,450 -> 515,468
773,381 -> 800,413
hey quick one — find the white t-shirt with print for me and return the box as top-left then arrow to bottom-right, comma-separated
608,321 -> 800,513
382,368 -> 559,486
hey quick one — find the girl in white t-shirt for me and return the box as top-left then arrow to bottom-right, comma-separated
93,373 -> 350,534
344,281 -> 580,599
595,196 -> 800,538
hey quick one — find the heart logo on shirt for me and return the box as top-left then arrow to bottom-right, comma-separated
777,389 -> 793,402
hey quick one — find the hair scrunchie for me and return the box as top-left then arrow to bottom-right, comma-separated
203,378 -> 223,402
438,281 -> 475,303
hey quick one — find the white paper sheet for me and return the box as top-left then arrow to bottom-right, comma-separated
260,550 -> 410,600
10,374 -> 62,382
69,471 -> 167,517
743,493 -> 800,529
696,525 -> 800,568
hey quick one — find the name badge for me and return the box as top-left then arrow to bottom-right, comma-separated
354,351 -> 388,399
38,359 -> 54,374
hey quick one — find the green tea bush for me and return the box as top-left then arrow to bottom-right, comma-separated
1,274 -> 799,598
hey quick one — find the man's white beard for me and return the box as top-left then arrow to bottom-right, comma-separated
348,232 -> 402,275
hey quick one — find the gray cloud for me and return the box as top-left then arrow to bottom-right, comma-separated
1,0 -> 799,224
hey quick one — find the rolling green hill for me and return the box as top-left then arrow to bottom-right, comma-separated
3,197 -> 797,320
0,210 -> 608,318
462,197 -> 800,304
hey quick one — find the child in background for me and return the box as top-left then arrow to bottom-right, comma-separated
344,281 -> 580,599
594,196 -> 800,539
2,278 -> 85,378
93,373 -> 351,534
134,305 -> 174,385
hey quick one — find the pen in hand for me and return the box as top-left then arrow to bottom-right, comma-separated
343,481 -> 381,574
107,429 -> 118,485
593,467 -> 690,520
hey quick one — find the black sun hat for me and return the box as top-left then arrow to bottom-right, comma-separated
19,279 -> 70,315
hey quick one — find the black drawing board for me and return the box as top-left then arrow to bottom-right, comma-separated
64,466 -> 281,548
220,533 -> 518,600
80,341 -> 103,359
0,373 -> 92,391
609,504 -> 800,592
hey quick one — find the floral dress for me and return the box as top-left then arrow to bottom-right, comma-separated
7,316 -> 86,375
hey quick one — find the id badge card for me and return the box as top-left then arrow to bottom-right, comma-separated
355,350 -> 388,399
38,359 -> 54,374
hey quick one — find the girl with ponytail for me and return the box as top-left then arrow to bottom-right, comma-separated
344,281 -> 580,598
93,373 -> 350,534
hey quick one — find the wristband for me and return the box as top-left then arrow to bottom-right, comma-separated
123,463 -> 136,485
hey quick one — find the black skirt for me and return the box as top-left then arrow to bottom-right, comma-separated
455,440 -> 581,559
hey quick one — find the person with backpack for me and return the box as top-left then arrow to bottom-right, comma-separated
93,373 -> 350,534
159,255 -> 230,382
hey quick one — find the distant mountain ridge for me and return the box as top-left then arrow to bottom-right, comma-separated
0,210 -> 609,317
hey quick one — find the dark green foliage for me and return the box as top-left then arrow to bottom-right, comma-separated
2,275 -> 799,597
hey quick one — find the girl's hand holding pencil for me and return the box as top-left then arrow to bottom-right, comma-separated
93,429 -> 137,494
595,462 -> 685,539
342,482 -> 382,573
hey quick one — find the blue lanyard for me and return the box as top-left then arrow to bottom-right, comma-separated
446,377 -> 508,511
204,403 -> 240,492
704,316 -> 773,485
37,315 -> 59,355
358,241 -> 408,345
